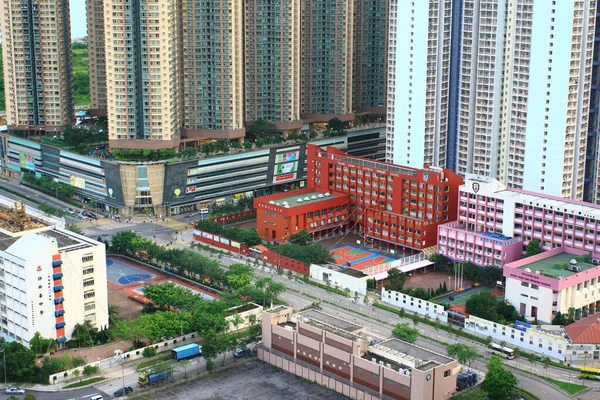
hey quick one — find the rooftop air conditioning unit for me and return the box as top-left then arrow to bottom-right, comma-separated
386,363 -> 391,369
572,265 -> 580,273
593,258 -> 600,266
379,361 -> 384,366
372,358 -> 377,363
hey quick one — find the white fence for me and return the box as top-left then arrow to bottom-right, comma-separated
49,332 -> 200,384
363,253 -> 429,277
381,288 -> 573,362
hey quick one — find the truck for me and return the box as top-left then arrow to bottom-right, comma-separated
138,369 -> 171,387
171,343 -> 202,360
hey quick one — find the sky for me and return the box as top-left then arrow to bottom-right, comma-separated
70,1 -> 87,39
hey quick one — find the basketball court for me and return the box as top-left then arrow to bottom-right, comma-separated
106,257 -> 157,286
330,245 -> 396,271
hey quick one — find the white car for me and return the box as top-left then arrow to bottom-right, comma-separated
5,387 -> 25,395
64,207 -> 75,214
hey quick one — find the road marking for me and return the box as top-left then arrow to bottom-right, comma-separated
82,394 -> 100,398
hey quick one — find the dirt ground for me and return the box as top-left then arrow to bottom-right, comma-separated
108,284 -> 144,321
402,270 -> 475,291
146,359 -> 349,400
49,340 -> 133,363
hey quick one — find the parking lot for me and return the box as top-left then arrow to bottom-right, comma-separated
143,359 -> 350,400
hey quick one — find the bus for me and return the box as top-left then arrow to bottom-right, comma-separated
488,343 -> 515,359
580,367 -> 600,380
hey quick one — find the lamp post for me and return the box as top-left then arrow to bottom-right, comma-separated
120,354 -> 126,397
0,347 -> 6,390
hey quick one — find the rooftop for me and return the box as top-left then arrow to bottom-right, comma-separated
269,191 -> 341,209
517,252 -> 595,278
297,309 -> 362,333
566,314 -> 600,344
378,338 -> 453,369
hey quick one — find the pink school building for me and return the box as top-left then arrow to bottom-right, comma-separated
438,177 -> 600,268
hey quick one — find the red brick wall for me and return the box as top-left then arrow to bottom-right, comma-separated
192,231 -> 250,256
210,210 -> 256,224
262,250 -> 310,275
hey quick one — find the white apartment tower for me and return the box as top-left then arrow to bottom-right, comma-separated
388,0 -> 595,201
386,0 -> 453,168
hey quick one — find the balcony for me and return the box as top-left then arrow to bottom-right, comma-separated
55,322 -> 66,329
54,298 -> 64,305
54,310 -> 65,317
53,285 -> 64,292
53,272 -> 63,280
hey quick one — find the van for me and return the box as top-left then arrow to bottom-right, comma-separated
90,395 -> 104,400
199,208 -> 209,215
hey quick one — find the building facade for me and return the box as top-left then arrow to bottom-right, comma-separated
254,187 -> 350,243
438,176 -> 600,267
300,0 -> 354,122
181,0 -> 246,142
103,0 -> 181,150
260,307 -> 458,400
307,144 -> 463,251
0,204 -> 108,347
244,0 -> 302,132
352,0 -> 388,115
503,247 -> 600,324
1,0 -> 74,134
386,0 -> 453,168
86,0 -> 107,117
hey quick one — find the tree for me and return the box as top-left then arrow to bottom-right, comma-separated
70,320 -> 99,347
541,356 -> 551,376
451,389 -> 488,400
82,365 -> 99,378
24,395 -> 36,400
446,343 -> 478,367
385,268 -> 408,292
2,341 -> 36,381
429,254 -> 448,268
289,230 -> 311,245
483,356 -> 517,399
142,346 -> 157,358
552,311 -> 568,326
201,330 -> 222,372
392,323 -> 420,343
72,369 -> 81,382
525,239 -> 541,257
65,224 -> 83,235
328,118 -> 345,136
465,291 -> 500,322
248,119 -> 275,139
30,332 -> 56,355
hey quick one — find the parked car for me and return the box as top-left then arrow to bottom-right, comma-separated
5,387 -> 26,395
78,212 -> 90,220
113,386 -> 133,397
233,347 -> 255,358
64,207 -> 75,214
83,211 -> 97,220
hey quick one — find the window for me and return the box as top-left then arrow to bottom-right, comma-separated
83,279 -> 94,287
84,290 -> 95,299
84,302 -> 96,311
83,267 -> 94,275
82,254 -> 94,263
444,370 -> 451,377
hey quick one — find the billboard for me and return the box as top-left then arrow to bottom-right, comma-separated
276,151 -> 299,164
274,173 -> 297,183
514,320 -> 532,333
187,177 -> 198,185
275,162 -> 297,175
19,154 -> 35,170
69,175 -> 86,189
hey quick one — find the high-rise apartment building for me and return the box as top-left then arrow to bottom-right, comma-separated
585,1 -> 600,203
300,0 -> 354,122
244,0 -> 302,132
352,0 -> 388,115
1,0 -> 74,134
388,0 -> 595,201
86,0 -> 107,117
104,0 -> 181,150
181,0 -> 246,141
386,0 -> 452,168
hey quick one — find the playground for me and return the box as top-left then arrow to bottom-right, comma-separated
436,286 -> 504,306
330,245 -> 396,271
106,257 -> 158,286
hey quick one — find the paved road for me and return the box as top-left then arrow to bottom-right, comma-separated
14,387 -> 110,400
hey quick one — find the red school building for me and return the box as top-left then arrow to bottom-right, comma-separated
255,144 -> 463,251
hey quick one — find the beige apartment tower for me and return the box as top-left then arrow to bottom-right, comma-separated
86,0 -> 107,117
1,0 -> 74,133
103,0 -> 181,150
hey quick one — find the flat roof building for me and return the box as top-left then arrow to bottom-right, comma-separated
260,307 -> 458,400
0,201 -> 108,347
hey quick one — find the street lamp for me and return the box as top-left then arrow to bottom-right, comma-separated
0,347 -> 6,390
120,354 -> 126,397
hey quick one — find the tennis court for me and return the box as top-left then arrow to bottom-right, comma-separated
106,257 -> 157,286
330,245 -> 396,271
436,286 -> 502,306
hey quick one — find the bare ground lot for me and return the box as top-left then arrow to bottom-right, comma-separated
402,270 -> 475,291
108,284 -> 144,321
144,359 -> 349,400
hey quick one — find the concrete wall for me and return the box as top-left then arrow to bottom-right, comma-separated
381,289 -> 448,322
310,264 -> 368,295
48,332 -> 200,384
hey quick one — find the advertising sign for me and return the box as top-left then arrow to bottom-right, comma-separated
274,173 -> 297,183
231,241 -> 241,249
276,151 -> 299,164
193,230 -> 202,236
201,232 -> 213,240
19,154 -> 35,170
186,186 -> 197,194
275,162 -> 297,175
514,320 -> 532,333
187,177 -> 198,185
219,237 -> 230,245
69,175 -> 86,189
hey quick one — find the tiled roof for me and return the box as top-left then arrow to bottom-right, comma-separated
566,315 -> 600,344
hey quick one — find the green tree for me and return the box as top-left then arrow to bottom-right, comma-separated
24,395 -> 36,400
483,356 -> 517,399
446,343 -> 478,367
466,291 -> 499,322
392,323 -> 420,343
29,332 -> 56,355
451,389 -> 488,400
142,346 -> 157,358
525,239 -> 541,257
289,230 -> 311,245
72,369 -> 81,382
226,264 -> 254,291
2,341 -> 36,381
201,330 -> 222,372
429,254 -> 449,268
541,356 -> 551,376
65,224 -> 83,235
552,311 -> 568,326
328,118 -> 345,136
248,119 -> 275,139
385,268 -> 408,292
70,320 -> 99,347
82,365 -> 99,378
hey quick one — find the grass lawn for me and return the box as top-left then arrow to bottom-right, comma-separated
136,354 -> 173,371
542,376 -> 586,395
63,377 -> 105,389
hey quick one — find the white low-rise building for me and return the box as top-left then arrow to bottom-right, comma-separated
0,202 -> 108,347
310,263 -> 370,295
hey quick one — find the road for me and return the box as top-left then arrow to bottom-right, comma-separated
8,387 -> 110,400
